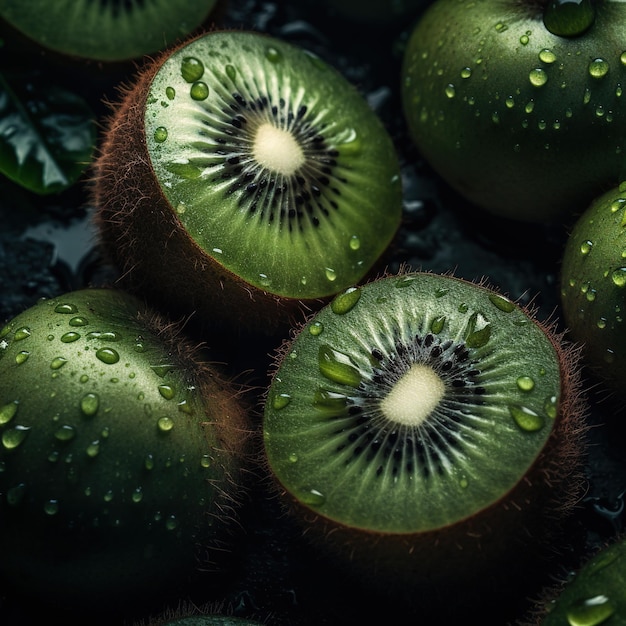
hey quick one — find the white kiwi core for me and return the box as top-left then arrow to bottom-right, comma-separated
253,122 -> 305,175
380,364 -> 445,426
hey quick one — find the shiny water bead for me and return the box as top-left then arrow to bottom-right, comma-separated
543,0 -> 596,37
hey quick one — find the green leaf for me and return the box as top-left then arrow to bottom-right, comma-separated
0,71 -> 95,195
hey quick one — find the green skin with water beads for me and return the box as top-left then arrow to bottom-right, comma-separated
560,182 -> 626,393
529,537 -> 626,625
263,272 -> 586,602
401,0 -> 626,222
93,30 -> 402,332
0,288 -> 248,607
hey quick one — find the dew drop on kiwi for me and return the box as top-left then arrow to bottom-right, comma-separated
0,400 -> 18,425
80,393 -> 99,417
2,425 -> 30,449
543,0 -> 595,37
565,595 -> 616,626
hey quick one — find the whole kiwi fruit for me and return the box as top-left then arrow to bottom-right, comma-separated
401,0 -> 626,222
0,0 -> 219,62
0,287 -> 249,610
560,182 -> 626,396
262,270 -> 587,623
92,29 -> 402,333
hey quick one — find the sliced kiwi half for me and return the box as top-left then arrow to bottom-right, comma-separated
262,271 -> 586,602
93,30 -> 402,331
0,0 -> 218,62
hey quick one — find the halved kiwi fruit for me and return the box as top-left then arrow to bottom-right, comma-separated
92,30 -> 402,332
0,0 -> 218,62
262,271 -> 587,617
0,287 -> 250,609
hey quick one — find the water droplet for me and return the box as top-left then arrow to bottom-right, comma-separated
349,235 -> 361,250
318,345 -> 362,388
589,58 -> 609,79
489,293 -> 516,312
309,321 -> 324,336
505,95 -> 515,109
61,332 -> 80,343
610,197 -> 626,212
580,240 -> 593,255
86,440 -> 100,458
2,425 -> 30,449
44,499 -> 59,515
181,56 -> 204,82
265,47 -> 281,63
510,406 -> 545,432
396,275 -> 418,288
158,416 -> 174,432
435,287 -> 449,298
158,384 -> 175,400
313,388 -> 349,415
54,424 -> 76,442
54,303 -> 77,314
544,395 -> 558,419
525,100 -> 535,114
154,126 -> 168,143
272,393 -> 291,410
258,273 -> 271,288
539,49 -> 557,64
14,327 -> 31,341
132,487 -> 143,503
96,348 -> 119,364
325,268 -> 337,282
445,84 -> 456,98
103,490 -> 114,502
543,0 -> 595,37
529,68 -> 548,87
80,393 -> 99,417
430,315 -> 446,335
166,86 -> 175,100
165,515 -> 178,531
145,454 -> 155,470
299,488 -> 326,507
15,351 -> 29,365
465,312 -> 491,348
7,483 -> 26,506
288,452 -> 299,463
200,454 -> 211,469
0,400 -> 18,425
516,376 -> 535,392
69,316 -> 88,327
566,594 -> 615,626
151,364 -> 175,377
611,268 -> 626,287
459,476 -> 469,489
331,287 -> 361,315
190,81 -> 209,101
520,34 -> 530,45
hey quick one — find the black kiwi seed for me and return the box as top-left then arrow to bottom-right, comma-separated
262,271 -> 587,621
92,30 -> 403,332
0,0 -> 218,61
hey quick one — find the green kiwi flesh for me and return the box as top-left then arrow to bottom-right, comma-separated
560,183 -> 626,394
0,0 -> 217,62
0,288 -> 248,606
263,271 -> 585,590
94,31 -> 402,329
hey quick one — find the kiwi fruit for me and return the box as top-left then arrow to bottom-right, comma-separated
92,30 -> 403,333
0,0 -> 218,62
262,270 -> 587,621
560,182 -> 626,396
522,536 -> 626,625
0,287 -> 249,610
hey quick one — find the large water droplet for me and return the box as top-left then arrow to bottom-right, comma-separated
157,416 -> 174,432
331,287 -> 362,315
566,594 -> 615,626
529,68 -> 548,87
96,348 -> 119,364
181,56 -> 204,82
154,126 -> 168,143
318,345 -> 362,388
510,406 -> 545,432
299,488 -> 326,507
15,351 -> 29,365
589,58 -> 610,79
61,332 -> 80,343
2,425 -> 30,449
54,303 -> 78,314
14,327 -> 31,341
80,393 -> 99,417
543,0 -> 595,37
0,400 -> 18,425
54,424 -> 77,442
190,81 -> 209,101
309,321 -> 324,336
611,268 -> 626,287
272,393 -> 291,410
158,384 -> 176,400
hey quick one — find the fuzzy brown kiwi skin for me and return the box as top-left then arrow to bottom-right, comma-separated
92,31 -> 345,336
261,280 -> 589,623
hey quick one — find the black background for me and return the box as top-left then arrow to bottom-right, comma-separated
1,1 -> 626,624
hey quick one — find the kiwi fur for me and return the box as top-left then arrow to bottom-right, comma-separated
261,270 -> 588,623
91,29 -> 402,335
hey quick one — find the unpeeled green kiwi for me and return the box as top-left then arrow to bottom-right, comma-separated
262,271 -> 587,620
0,0 -> 218,62
0,287 -> 250,610
92,30 -> 402,332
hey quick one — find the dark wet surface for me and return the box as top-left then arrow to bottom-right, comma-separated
0,1 -> 625,625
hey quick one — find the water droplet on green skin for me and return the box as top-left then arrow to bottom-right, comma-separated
132,487 -> 143,503
611,268 -> 626,287
69,316 -> 89,327
61,332 -> 80,343
309,321 -> 324,336
54,303 -> 78,315
489,293 -> 516,312
510,406 -> 545,432
349,235 -> 361,250
96,348 -> 120,364
516,376 -> 535,392
539,49 -> 557,64
580,240 -> 593,255
588,58 -> 610,79
86,440 -> 100,458
331,287 -> 362,315
529,68 -> 548,87
298,488 -> 326,507
544,395 -> 558,419
190,81 -> 209,101
180,56 -> 204,82
265,47 -> 281,63
0,400 -> 19,425
15,351 -> 29,365
44,499 -> 59,515
430,315 -> 446,335
80,393 -> 99,417
543,0 -> 595,37
566,594 -> 615,626
325,267 -> 337,282
153,126 -> 168,143
54,424 -> 77,442
318,345 -> 362,388
312,388 -> 350,416
2,425 -> 30,449
445,84 -> 456,98
158,384 -> 176,400
14,327 -> 31,341
145,454 -> 155,470
157,416 -> 174,432
272,393 -> 291,410
464,312 -> 491,348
